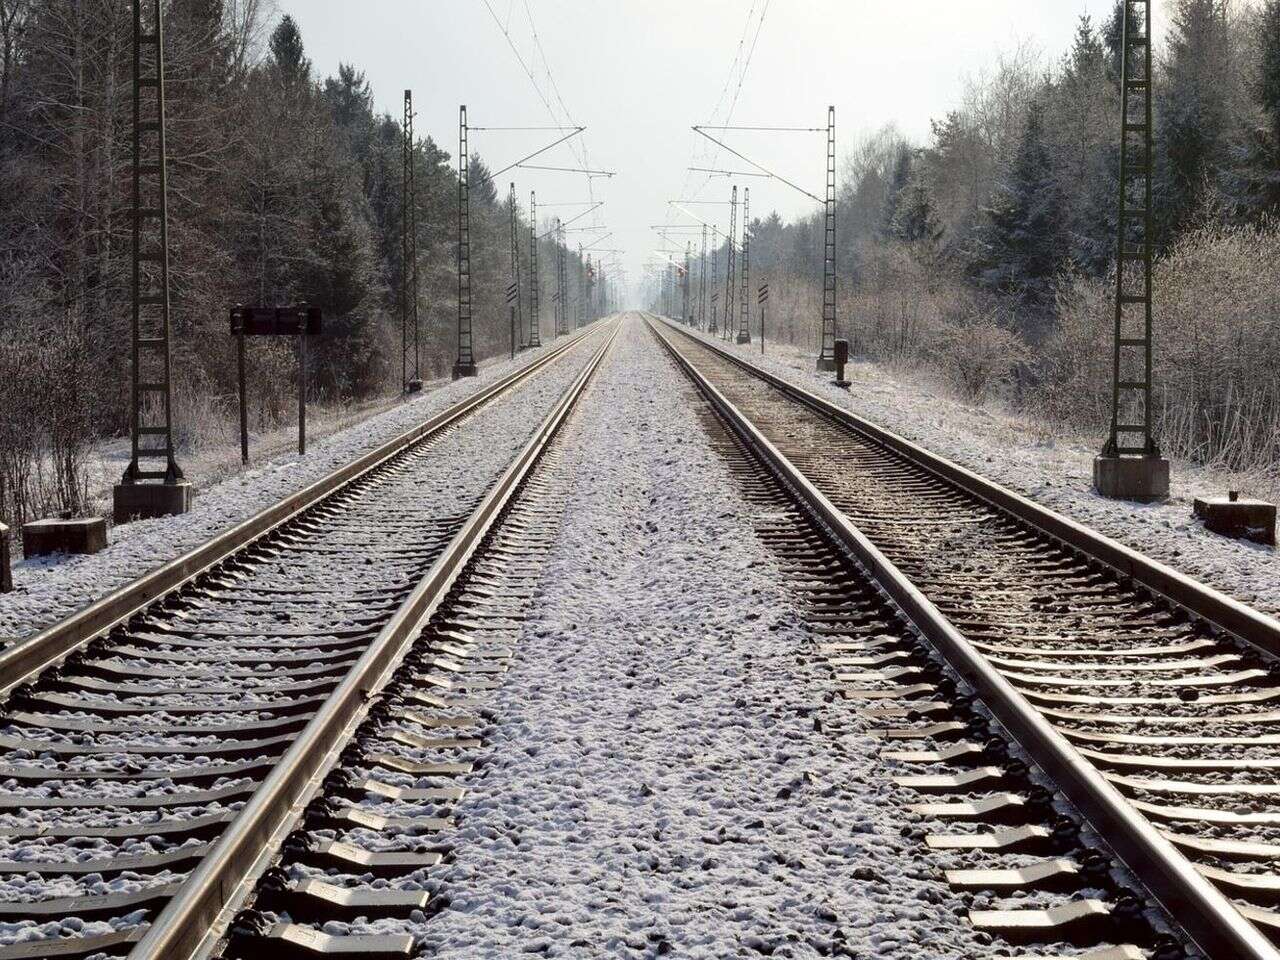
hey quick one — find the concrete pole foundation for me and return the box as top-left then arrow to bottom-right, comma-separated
1092,456 -> 1170,503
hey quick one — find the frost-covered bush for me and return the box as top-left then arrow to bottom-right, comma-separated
844,241 -> 967,367
1035,221 -> 1280,478
934,313 -> 1031,402
0,302 -> 95,533
1033,271 -> 1112,432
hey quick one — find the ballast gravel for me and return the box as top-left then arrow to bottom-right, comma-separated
0,331 -> 600,643
675,319 -> 1280,620
411,317 -> 984,958
0,333 -> 605,947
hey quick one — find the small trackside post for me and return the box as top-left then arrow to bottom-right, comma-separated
237,315 -> 248,465
507,281 -> 519,362
297,317 -> 307,456
833,338 -> 850,390
0,522 -> 11,594
758,282 -> 769,356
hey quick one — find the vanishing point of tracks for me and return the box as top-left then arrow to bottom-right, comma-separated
0,320 -> 618,960
651,314 -> 1280,960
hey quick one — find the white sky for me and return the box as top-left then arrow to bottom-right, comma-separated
282,0 -> 1157,301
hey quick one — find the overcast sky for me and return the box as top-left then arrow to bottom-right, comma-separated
281,0 -> 1152,300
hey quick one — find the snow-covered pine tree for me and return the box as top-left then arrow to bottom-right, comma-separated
972,100 -> 1068,318
1224,0 -> 1280,222
1157,0 -> 1234,242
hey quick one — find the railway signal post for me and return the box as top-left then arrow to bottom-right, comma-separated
507,282 -> 519,360
759,282 -> 769,354
509,183 -> 525,350
113,0 -> 192,525
1094,0 -> 1169,501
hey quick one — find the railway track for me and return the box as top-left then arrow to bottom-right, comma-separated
0,320 -> 618,960
650,315 -> 1280,960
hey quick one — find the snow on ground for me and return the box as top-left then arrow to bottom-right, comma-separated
671,319 -> 1280,619
418,317 -> 982,959
0,331 -> 601,643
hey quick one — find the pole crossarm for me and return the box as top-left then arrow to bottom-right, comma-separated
470,125 -> 580,131
688,167 -> 774,179
694,125 -> 825,132
690,127 -> 823,204
668,202 -> 738,250
537,201 -> 604,239
582,233 -> 614,250
517,163 -> 616,177
474,126 -> 586,186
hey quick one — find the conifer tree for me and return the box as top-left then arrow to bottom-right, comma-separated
1224,0 -> 1280,220
1157,0 -> 1233,240
973,100 -> 1067,311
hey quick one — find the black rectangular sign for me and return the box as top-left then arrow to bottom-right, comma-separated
230,305 -> 323,337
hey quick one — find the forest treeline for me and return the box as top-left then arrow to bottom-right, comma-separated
693,0 -> 1280,484
0,2 -> 594,528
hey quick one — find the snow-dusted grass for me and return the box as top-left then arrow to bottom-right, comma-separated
415,317 -> 981,958
0,331 -> 600,643
677,320 -> 1280,619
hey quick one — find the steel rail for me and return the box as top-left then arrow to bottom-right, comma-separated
647,316 -> 1280,960
651,317 -> 1280,654
132,317 -> 623,960
0,325 -> 600,700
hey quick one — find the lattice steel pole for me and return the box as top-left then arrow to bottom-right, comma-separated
736,187 -> 752,344
576,244 -> 585,329
114,0 -> 190,524
453,105 -> 477,378
586,255 -> 596,323
722,186 -> 738,340
529,191 -> 541,347
683,243 -> 692,324
817,105 -> 838,370
1094,0 -> 1169,500
709,241 -> 719,334
552,220 -> 561,335
402,90 -> 422,392
699,224 -> 708,329
555,220 -> 568,337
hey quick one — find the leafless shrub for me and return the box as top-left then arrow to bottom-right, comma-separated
1036,220 -> 1280,482
1032,271 -> 1113,432
0,300 -> 95,535
934,312 -> 1031,402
